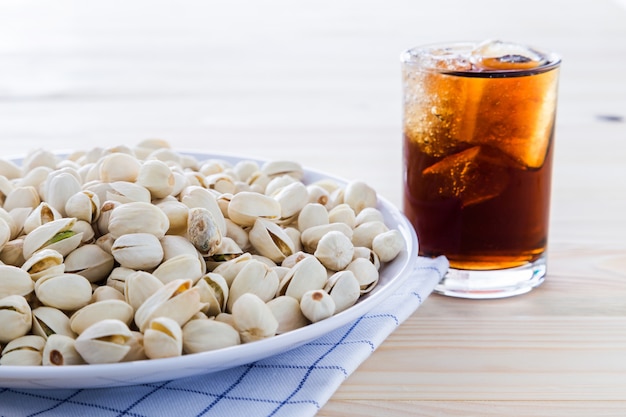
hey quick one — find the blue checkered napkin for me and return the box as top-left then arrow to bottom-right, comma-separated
0,256 -> 447,417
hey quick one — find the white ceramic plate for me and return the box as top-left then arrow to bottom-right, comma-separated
0,150 -> 418,389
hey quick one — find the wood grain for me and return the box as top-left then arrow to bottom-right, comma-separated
1,0 -> 625,415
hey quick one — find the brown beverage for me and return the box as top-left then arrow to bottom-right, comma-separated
402,41 -> 560,273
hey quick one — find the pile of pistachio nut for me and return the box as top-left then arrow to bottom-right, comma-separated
0,139 -> 405,366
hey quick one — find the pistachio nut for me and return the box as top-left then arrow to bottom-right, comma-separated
248,218 -> 294,263
0,238 -> 25,267
64,244 -> 115,283
231,293 -> 278,343
143,316 -> 183,359
187,207 -> 222,256
31,306 -> 75,339
346,258 -> 380,293
111,233 -> 164,270
328,203 -> 357,229
277,255 -> 327,301
306,184 -> 330,206
0,295 -> 32,343
35,273 -> 93,311
300,222 -> 353,253
314,230 -> 355,271
96,200 -> 120,235
152,254 -> 204,285
21,248 -> 65,282
224,218 -> 249,251
0,265 -> 34,299
91,285 -> 125,303
124,271 -> 164,310
324,271 -> 361,314
211,252 -> 253,286
300,289 -> 335,323
233,160 -> 259,183
98,152 -> 141,183
372,229 -> 404,263
180,185 -> 226,235
121,331 -> 147,362
352,246 -> 381,270
136,159 -> 175,199
22,217 -> 82,259
194,273 -> 229,317
355,207 -> 385,226
0,217 -> 11,253
156,200 -> 189,235
42,170 -> 82,216
227,191 -> 281,227
22,202 -> 62,235
0,335 -> 45,366
351,220 -> 389,249
3,185 -> 41,212
134,278 -> 203,333
106,266 -> 136,294
108,201 -> 170,239
344,180 -> 377,214
42,334 -> 85,366
0,158 -> 21,180
267,296 -> 309,334
64,190 -> 101,223
271,181 -> 309,221
261,160 -> 304,181
182,318 -> 241,354
227,259 -> 280,312
69,299 -> 135,335
74,319 -> 133,364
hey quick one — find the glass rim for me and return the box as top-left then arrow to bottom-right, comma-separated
401,41 -> 561,78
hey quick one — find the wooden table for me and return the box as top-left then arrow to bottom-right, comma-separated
1,0 -> 625,415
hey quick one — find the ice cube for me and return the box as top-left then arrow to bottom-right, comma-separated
422,146 -> 510,207
471,40 -> 547,71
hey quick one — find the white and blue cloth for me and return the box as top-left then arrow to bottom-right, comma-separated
0,256 -> 448,417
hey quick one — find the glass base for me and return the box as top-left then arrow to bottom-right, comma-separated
434,254 -> 547,299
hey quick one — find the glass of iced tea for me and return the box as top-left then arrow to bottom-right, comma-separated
401,40 -> 561,298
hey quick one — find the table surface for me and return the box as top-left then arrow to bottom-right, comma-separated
1,0 -> 625,415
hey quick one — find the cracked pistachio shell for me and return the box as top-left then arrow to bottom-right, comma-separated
3,185 -> 41,212
314,230 -> 355,271
152,254 -> 204,285
231,293 -> 278,343
160,234 -> 200,260
134,279 -> 203,333
64,244 -> 115,283
298,203 -> 330,233
108,201 -> 170,239
346,258 -> 380,294
0,265 -> 34,298
264,174 -> 298,197
74,319 -> 132,364
205,172 -> 237,194
277,255 -> 327,301
22,202 -> 62,235
324,271 -> 360,314
22,217 -> 82,259
267,296 -> 309,334
180,185 -> 226,235
353,246 -> 381,270
143,316 -> 183,359
69,299 -> 135,335
227,191 -> 281,227
351,220 -> 389,249
136,159 -> 175,199
300,289 -> 335,323
300,222 -> 353,253
73,220 -> 96,244
211,252 -> 253,286
0,335 -> 45,366
0,295 -> 32,343
272,182 -> 308,222
111,233 -> 164,270
372,229 -> 405,263
182,318 -> 240,354
306,184 -> 330,206
35,273 -> 93,311
96,200 -> 120,235
99,152 -> 141,183
233,160 -> 259,182
248,218 -> 294,263
227,259 -> 280,312
32,307 -> 75,339
343,180 -> 377,214
42,334 -> 85,366
156,200 -> 189,235
106,266 -> 136,293
261,160 -> 304,181
124,271 -> 164,310
0,238 -> 25,267
121,331 -> 147,362
64,190 -> 100,223
187,207 -> 222,256
195,273 -> 229,317
0,207 -> 19,240
21,248 -> 65,282
205,237 -> 244,270
0,158 -> 21,180
246,170 -> 270,194
225,218 -> 249,251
